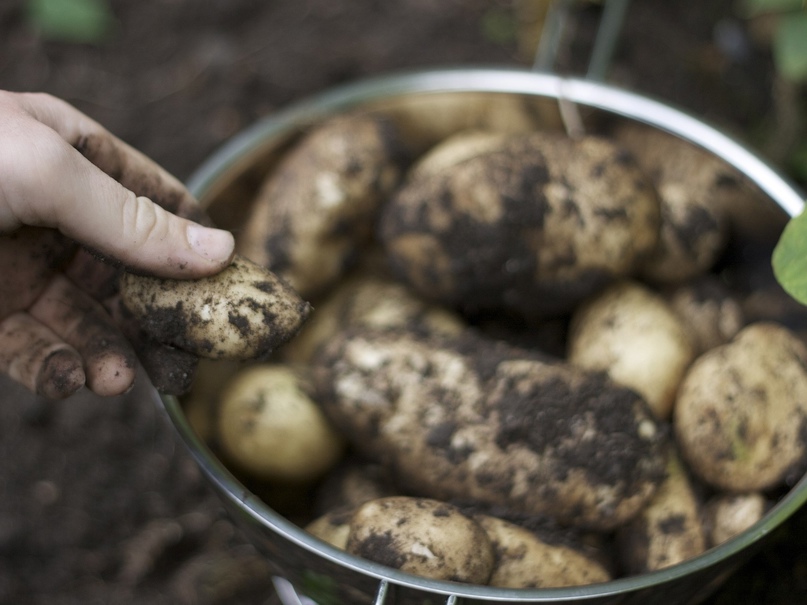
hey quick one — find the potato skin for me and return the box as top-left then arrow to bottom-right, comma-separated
380,132 -> 660,318
616,452 -> 706,574
120,255 -> 311,360
474,514 -> 611,588
674,322 -> 807,492
315,328 -> 667,530
346,497 -> 495,584
237,114 -> 406,299
217,364 -> 343,484
568,281 -> 695,420
704,492 -> 767,547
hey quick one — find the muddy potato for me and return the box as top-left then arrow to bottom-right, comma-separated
313,459 -> 398,517
120,255 -> 311,360
612,123 -> 730,284
408,130 -> 511,180
474,514 -> 611,588
315,328 -> 667,530
237,114 -> 406,299
282,275 -> 465,363
616,452 -> 706,574
675,322 -> 807,492
217,364 -> 343,484
346,497 -> 495,584
380,132 -> 661,319
667,277 -> 746,356
704,493 -> 768,547
568,281 -> 695,420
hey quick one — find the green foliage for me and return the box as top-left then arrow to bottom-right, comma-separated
25,0 -> 116,44
774,12 -> 807,81
481,7 -> 518,46
773,206 -> 807,304
738,0 -> 804,16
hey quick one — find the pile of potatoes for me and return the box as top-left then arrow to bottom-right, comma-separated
176,96 -> 807,590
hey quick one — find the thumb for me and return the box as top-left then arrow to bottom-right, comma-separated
3,121 -> 234,278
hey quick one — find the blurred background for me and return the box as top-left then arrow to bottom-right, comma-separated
1,0 -> 806,603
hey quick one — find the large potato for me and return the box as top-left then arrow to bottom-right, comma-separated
314,328 -> 667,530
379,132 -> 661,319
346,497 -> 495,584
237,114 -> 406,299
120,254 -> 311,360
568,280 -> 695,420
675,322 -> 807,492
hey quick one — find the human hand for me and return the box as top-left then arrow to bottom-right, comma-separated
0,90 -> 235,399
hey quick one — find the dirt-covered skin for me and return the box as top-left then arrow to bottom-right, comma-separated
237,114 -> 407,299
380,132 -> 660,319
314,327 -> 668,531
345,496 -> 496,584
119,255 -> 311,361
675,322 -> 807,492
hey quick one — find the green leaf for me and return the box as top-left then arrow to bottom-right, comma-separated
772,205 -> 807,304
26,0 -> 115,44
737,0 -> 805,18
774,12 -> 807,81
481,8 -> 518,46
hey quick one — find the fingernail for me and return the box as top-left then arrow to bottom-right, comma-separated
186,224 -> 235,263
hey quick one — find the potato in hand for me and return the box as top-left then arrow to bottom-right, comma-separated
119,254 -> 311,360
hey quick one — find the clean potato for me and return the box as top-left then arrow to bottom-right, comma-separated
217,364 -> 343,484
474,514 -> 611,588
314,328 -> 667,530
616,451 -> 706,574
380,132 -> 661,318
704,493 -> 768,547
675,322 -> 807,492
120,254 -> 311,360
568,280 -> 695,420
346,497 -> 496,584
237,114 -> 406,299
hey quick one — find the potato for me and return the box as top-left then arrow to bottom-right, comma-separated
408,130 -> 511,180
616,452 -> 706,574
377,92 -> 557,155
315,328 -> 667,530
305,506 -> 355,550
380,132 -> 660,319
313,459 -> 398,517
474,514 -> 611,588
217,364 -> 343,484
345,497 -> 495,584
674,322 -> 807,492
120,255 -> 311,360
237,114 -> 406,299
182,359 -> 244,441
568,280 -> 695,420
612,123 -> 730,284
282,275 -> 465,364
704,493 -> 768,547
667,277 -> 746,356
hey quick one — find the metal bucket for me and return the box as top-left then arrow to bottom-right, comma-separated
161,67 -> 807,605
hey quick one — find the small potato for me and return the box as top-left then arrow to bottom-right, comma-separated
346,497 -> 495,584
380,132 -> 660,319
316,328 -> 667,530
305,506 -> 355,550
408,130 -> 511,180
704,493 -> 768,547
675,322 -> 807,492
667,277 -> 746,356
612,123 -> 730,284
282,275 -> 465,364
313,459 -> 398,517
217,364 -> 343,484
616,452 -> 706,574
474,514 -> 611,588
237,114 -> 406,299
568,281 -> 695,420
120,255 -> 311,360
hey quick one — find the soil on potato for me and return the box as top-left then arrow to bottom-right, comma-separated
0,0 -> 805,603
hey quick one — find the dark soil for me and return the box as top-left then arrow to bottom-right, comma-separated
1,0 -> 806,603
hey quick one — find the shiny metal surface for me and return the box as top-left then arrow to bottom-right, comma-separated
166,67 -> 807,604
